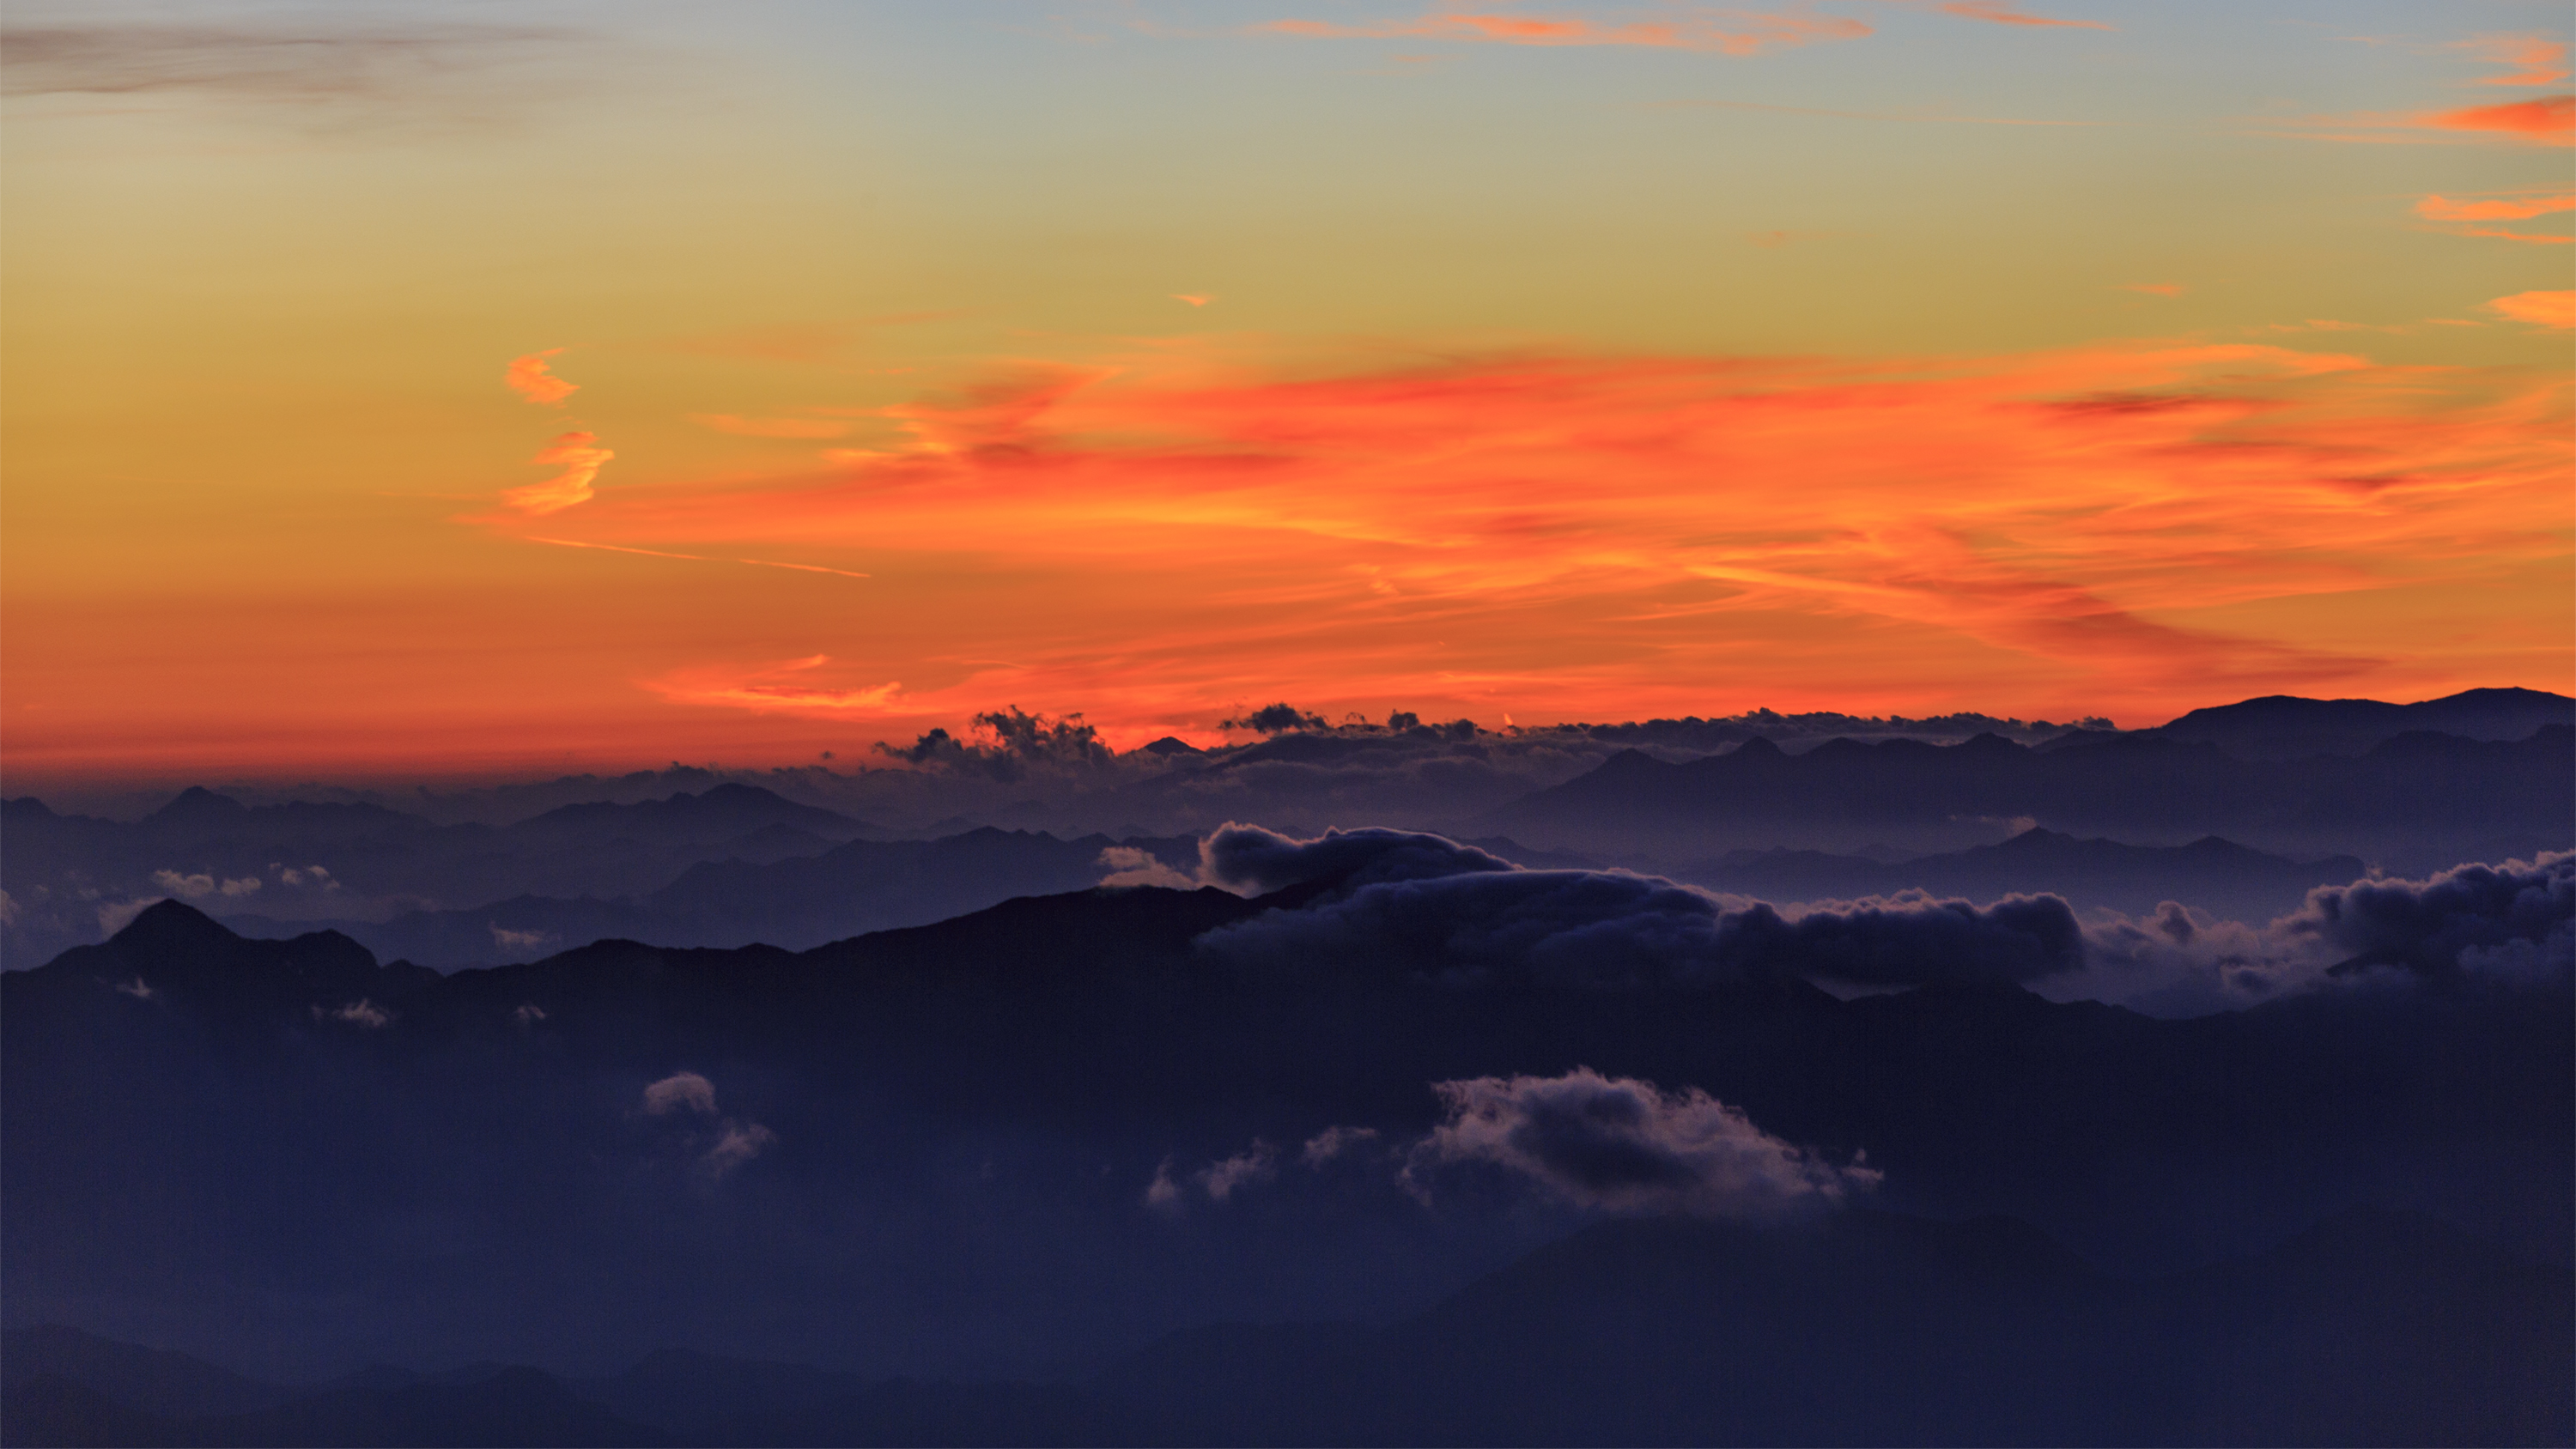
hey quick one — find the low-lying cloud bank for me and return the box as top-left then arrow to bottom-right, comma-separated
1195,823 -> 2082,991
2066,850 -> 2575,1014
1188,824 -> 2573,1015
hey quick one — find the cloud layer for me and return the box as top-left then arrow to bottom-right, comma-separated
1406,1068 -> 1880,1217
1195,824 -> 2085,989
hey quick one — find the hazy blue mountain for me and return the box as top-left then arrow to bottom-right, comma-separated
214,828 -> 1203,969
0,785 -> 895,968
1674,828 -> 2368,921
1488,724 -> 2572,868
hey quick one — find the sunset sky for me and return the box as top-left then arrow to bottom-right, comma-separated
4,0 -> 2569,783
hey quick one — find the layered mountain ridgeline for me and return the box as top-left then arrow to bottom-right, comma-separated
1489,722 -> 2573,866
9,1204 -> 2567,1447
9,688 -> 2566,967
1666,828 -> 2368,923
0,784 -> 903,967
2139,686 -> 2573,760
7,837 -> 2567,1396
214,828 -> 1203,970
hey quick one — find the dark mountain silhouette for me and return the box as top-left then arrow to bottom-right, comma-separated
0,1363 -> 668,1447
10,1207 -> 2563,1446
501,782 -> 882,847
0,1326 -> 293,1418
1676,827 -> 2367,921
1489,723 -> 2571,867
5,881 -> 2565,1388
1091,1207 -> 2572,1447
2143,686 -> 2573,760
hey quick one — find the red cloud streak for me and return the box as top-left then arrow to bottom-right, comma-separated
485,338 -> 2571,730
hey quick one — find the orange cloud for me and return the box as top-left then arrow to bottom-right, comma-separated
2265,94 -> 2573,146
2120,282 -> 2184,297
2420,94 -> 2575,142
502,432 -> 613,514
1175,294 -> 1214,307
2454,33 -> 2570,88
503,349 -> 578,406
2416,192 -> 2576,221
690,414 -> 852,440
644,655 -> 906,713
1257,8 -> 1871,56
472,337 -> 2567,729
2415,191 -> 2576,245
2486,290 -> 2576,328
1936,3 -> 2108,31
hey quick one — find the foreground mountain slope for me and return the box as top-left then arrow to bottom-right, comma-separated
10,1206 -> 2564,1447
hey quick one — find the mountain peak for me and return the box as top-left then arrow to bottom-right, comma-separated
147,786 -> 246,822
111,899 -> 240,954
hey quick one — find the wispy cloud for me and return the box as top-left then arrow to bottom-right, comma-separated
526,537 -> 871,579
503,432 -> 613,514
2416,191 -> 2576,221
2421,94 -> 2575,142
2119,282 -> 2185,297
1256,7 -> 1872,57
2258,94 -> 2574,146
0,19 -> 601,131
1934,2 -> 2108,32
2452,32 -> 2570,88
2415,191 -> 2575,245
2486,289 -> 2575,328
1653,97 -> 2099,126
690,414 -> 850,440
645,655 -> 906,713
518,335 -> 2567,725
505,350 -> 578,407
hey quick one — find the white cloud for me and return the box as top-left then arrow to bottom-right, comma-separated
1405,1068 -> 1878,1220
1144,1155 -> 1185,1213
1096,846 -> 1199,890
1196,1140 -> 1278,1201
149,870 -> 259,900
1301,1125 -> 1380,1167
313,999 -> 392,1028
96,898 -> 162,935
643,1071 -> 719,1116
699,1119 -> 777,1179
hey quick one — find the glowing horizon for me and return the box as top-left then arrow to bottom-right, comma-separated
4,0 -> 2569,786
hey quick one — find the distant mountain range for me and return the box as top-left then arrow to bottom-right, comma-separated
2137,686 -> 2571,760
214,827 -> 1201,970
1668,828 -> 2367,922
1489,722 -> 2571,865
8,1203 -> 2566,1446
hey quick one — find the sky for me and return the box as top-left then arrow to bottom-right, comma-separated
3,0 -> 2569,784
